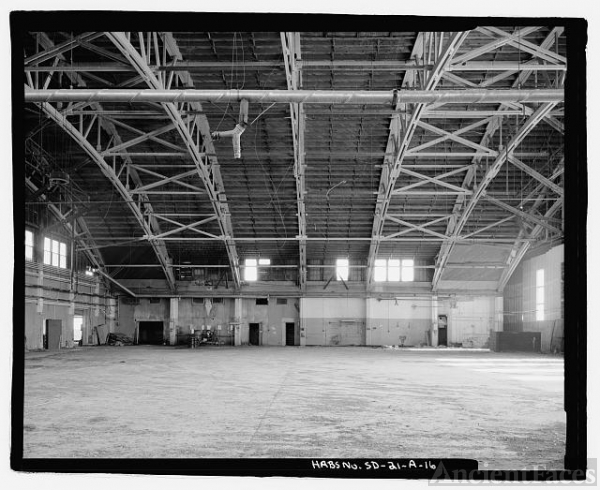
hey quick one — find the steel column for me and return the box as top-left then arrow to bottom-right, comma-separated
281,32 -> 307,290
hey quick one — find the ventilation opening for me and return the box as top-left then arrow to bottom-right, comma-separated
213,298 -> 223,304
149,298 -> 160,304
192,298 -> 204,304
256,298 -> 268,305
276,298 -> 288,305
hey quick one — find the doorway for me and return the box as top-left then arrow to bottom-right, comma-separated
45,319 -> 62,350
438,315 -> 448,346
285,322 -> 295,346
249,323 -> 260,346
73,315 -> 83,345
138,321 -> 164,345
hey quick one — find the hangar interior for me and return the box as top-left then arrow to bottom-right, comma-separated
18,24 -> 572,464
23,28 -> 565,352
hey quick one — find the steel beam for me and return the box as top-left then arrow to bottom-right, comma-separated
23,59 -> 567,72
281,32 -> 307,290
25,88 -> 564,105
25,32 -> 104,66
367,31 -> 470,288
507,155 -> 564,196
106,32 -> 241,288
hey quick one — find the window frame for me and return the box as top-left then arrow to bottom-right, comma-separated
401,259 -> 415,282
25,230 -> 34,261
336,258 -> 349,281
43,236 -> 68,269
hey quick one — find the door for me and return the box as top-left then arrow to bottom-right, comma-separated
138,321 -> 164,345
249,323 -> 260,346
438,315 -> 448,346
285,322 -> 295,346
45,319 -> 62,350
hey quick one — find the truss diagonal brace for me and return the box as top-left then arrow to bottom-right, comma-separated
432,101 -> 558,289
367,31 -> 470,287
32,96 -> 176,289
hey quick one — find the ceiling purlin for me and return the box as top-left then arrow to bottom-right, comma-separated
366,31 -> 470,288
433,26 -> 565,289
27,32 -> 177,290
105,31 -> 242,288
281,31 -> 307,290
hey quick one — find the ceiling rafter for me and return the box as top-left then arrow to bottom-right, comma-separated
281,31 -> 307,291
367,30 -> 471,288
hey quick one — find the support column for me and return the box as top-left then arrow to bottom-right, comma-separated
365,298 -> 372,346
494,296 -> 504,332
169,297 -> 179,346
299,298 -> 306,347
36,268 -> 44,313
233,297 -> 242,346
94,284 -> 100,317
431,295 -> 439,347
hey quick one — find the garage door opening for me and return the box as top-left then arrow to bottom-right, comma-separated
137,321 -> 164,345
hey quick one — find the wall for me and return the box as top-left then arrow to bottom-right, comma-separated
240,298 -> 300,346
116,297 -> 300,346
445,296 -> 497,348
301,297 -> 366,345
24,264 -> 114,350
366,298 -> 431,346
503,244 -> 564,352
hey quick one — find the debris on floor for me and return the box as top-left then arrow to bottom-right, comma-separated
106,333 -> 134,346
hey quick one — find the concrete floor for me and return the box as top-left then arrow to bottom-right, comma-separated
22,346 -> 564,469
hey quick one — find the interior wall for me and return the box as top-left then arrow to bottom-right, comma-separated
367,298 -> 431,347
240,299 -> 299,346
24,264 -> 112,350
301,297 -> 366,346
446,296 -> 497,348
520,244 -> 564,352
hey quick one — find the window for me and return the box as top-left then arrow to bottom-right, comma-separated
85,266 -> 95,277
536,268 -> 545,321
374,259 -> 387,282
258,258 -> 271,266
44,237 -> 67,268
25,230 -> 34,261
388,259 -> 401,282
374,258 -> 401,282
401,259 -> 414,282
336,258 -> 349,281
256,298 -> 269,305
244,258 -> 258,281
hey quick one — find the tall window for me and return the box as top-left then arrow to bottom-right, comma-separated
374,259 -> 387,282
44,237 -> 67,268
401,259 -> 414,282
388,259 -> 401,282
336,258 -> 349,281
536,268 -> 545,321
244,258 -> 258,281
25,230 -> 34,261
